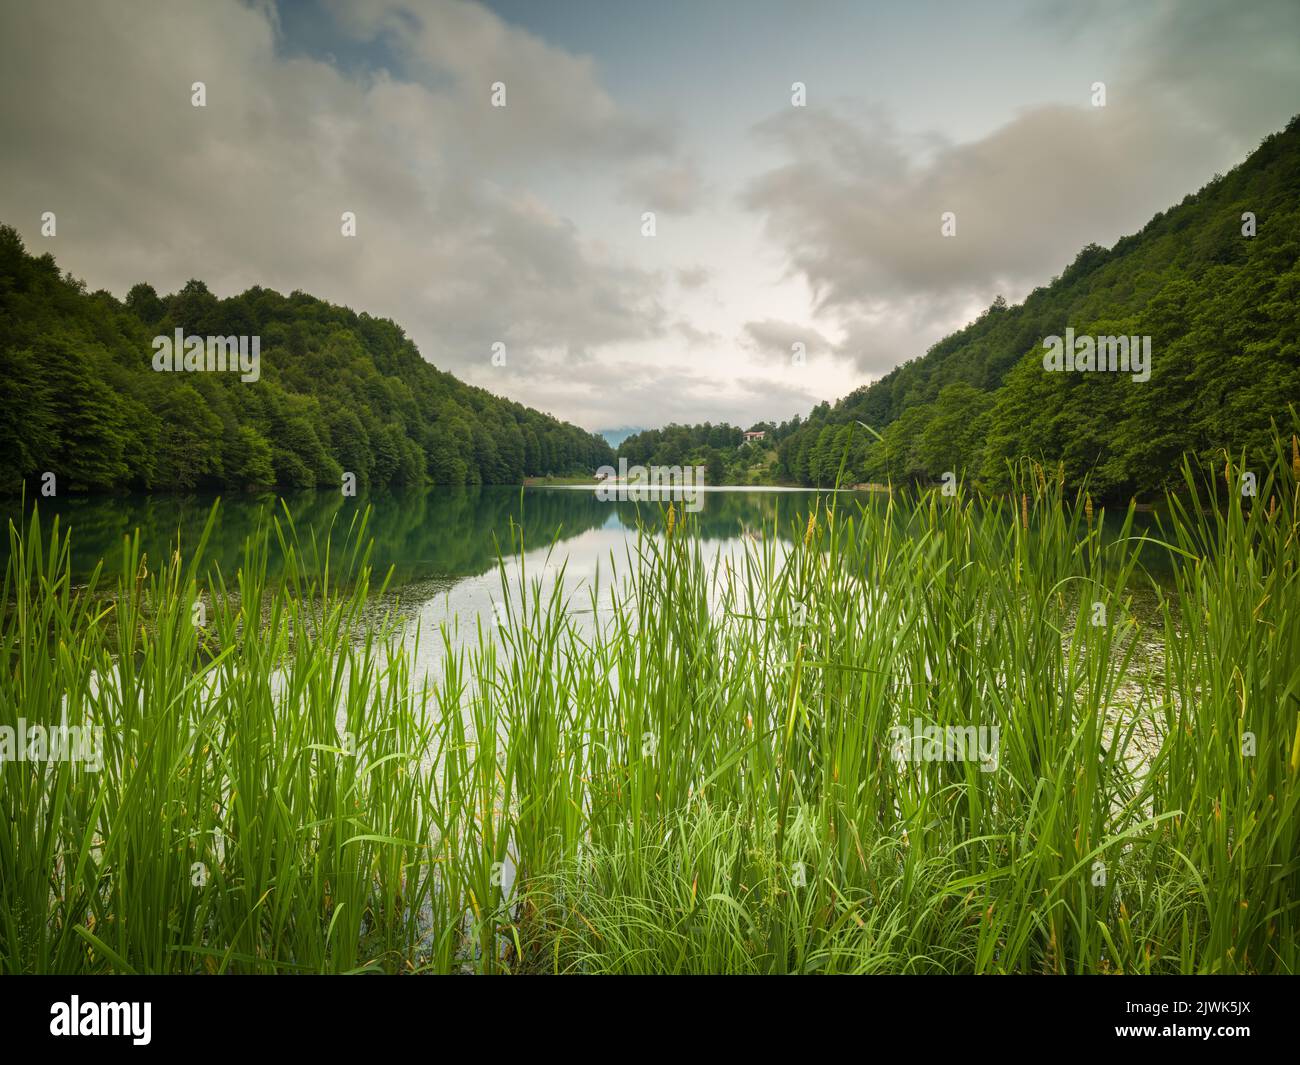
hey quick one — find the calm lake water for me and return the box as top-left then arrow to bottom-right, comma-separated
3,485 -> 842,674
3,484 -> 1168,682
3,484 -> 836,579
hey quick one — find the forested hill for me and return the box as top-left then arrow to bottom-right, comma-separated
774,115 -> 1300,498
0,227 -> 613,494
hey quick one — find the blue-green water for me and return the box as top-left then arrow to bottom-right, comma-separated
2,484 -> 1169,682
3,484 -> 841,678
2,484 -> 833,584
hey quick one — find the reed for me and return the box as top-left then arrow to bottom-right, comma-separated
2,428 -> 1297,974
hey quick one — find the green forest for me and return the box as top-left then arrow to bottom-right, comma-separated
781,117 -> 1300,497
0,228 -> 613,495
616,422 -> 783,485
7,118 -> 1299,501
625,116 -> 1300,500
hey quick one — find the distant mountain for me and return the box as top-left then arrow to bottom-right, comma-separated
774,115 -> 1300,498
598,427 -> 644,449
0,227 -> 614,494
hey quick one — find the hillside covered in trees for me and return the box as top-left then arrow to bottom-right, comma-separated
626,118 -> 1300,499
616,422 -> 787,485
0,228 -> 613,494
774,117 -> 1300,498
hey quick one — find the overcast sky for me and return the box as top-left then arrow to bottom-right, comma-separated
2,0 -> 1297,432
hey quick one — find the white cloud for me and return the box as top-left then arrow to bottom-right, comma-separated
742,318 -> 833,362
744,101 -> 1230,318
4,0 -> 1296,433
675,265 -> 711,289
739,0 -> 1300,382
621,161 -> 707,215
0,0 -> 676,424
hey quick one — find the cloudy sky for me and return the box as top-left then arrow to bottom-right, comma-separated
2,0 -> 1297,434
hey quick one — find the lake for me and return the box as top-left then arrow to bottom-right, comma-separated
2,482 -> 1170,687
1,484 -> 844,677
3,478 -> 1277,978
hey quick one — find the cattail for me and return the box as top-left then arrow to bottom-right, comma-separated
1269,495 -> 1277,521
1021,492 -> 1029,530
665,503 -> 676,538
804,510 -> 816,545
1292,434 -> 1299,482
1225,457 -> 1231,489
1085,492 -> 1094,528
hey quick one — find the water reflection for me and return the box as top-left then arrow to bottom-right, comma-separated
0,484 -> 832,585
3,485 -> 1168,683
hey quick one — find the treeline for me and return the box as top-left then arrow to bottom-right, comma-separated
629,118 -> 1300,498
616,420 -> 798,485
0,227 -> 613,494
775,116 -> 1300,498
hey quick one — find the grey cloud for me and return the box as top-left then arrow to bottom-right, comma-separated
325,0 -> 677,164
743,0 -> 1300,376
512,357 -> 821,432
621,161 -> 707,215
730,374 -> 823,419
1037,0 -> 1300,153
831,298 -> 982,379
0,0 -> 671,421
744,101 -> 1227,314
673,320 -> 721,348
743,318 -> 833,362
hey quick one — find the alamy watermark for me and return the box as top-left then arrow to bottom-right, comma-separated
1042,328 -> 1150,382
0,716 -> 104,772
152,328 -> 260,383
889,719 -> 1000,772
50,997 -> 150,1045
594,458 -> 707,513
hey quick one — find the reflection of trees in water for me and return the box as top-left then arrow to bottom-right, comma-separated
3,487 -> 1165,591
1,487 -> 829,586
606,490 -> 833,541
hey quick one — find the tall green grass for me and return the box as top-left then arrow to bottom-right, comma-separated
2,433 -> 1297,974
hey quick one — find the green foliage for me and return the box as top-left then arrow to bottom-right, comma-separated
5,428 -> 1297,973
0,228 -> 613,494
618,421 -> 788,485
772,117 -> 1300,498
